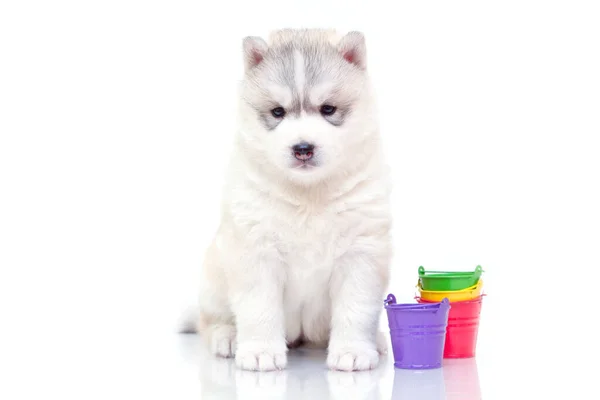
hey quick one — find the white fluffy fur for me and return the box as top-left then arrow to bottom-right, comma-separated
186,29 -> 392,372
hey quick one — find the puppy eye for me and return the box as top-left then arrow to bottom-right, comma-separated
320,104 -> 337,116
271,107 -> 286,118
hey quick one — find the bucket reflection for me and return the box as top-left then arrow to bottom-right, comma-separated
391,367 -> 446,400
443,358 -> 481,400
390,358 -> 481,400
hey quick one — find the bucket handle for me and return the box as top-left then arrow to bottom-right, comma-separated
474,265 -> 483,279
438,297 -> 450,312
384,293 -> 397,306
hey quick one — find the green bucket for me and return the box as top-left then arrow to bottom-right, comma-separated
418,266 -> 483,291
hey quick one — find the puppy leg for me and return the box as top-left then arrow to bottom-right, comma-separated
198,296 -> 236,358
327,249 -> 389,371
230,248 -> 287,371
376,331 -> 388,355
197,241 -> 237,357
203,321 -> 237,358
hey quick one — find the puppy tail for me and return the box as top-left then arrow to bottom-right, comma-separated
177,305 -> 201,334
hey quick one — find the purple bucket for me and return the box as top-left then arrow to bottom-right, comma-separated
384,294 -> 450,369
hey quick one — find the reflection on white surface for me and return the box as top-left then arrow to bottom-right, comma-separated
179,335 -> 387,400
443,358 -> 481,400
391,368 -> 446,400
390,359 -> 481,400
177,335 -> 481,400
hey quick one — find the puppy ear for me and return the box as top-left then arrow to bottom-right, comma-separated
337,31 -> 367,70
243,36 -> 268,72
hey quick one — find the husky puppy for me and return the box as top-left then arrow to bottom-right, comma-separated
184,28 -> 392,372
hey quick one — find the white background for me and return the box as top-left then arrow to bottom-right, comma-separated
1,1 -> 599,399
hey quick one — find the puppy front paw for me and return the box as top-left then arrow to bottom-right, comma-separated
209,324 -> 237,358
327,341 -> 379,371
235,341 -> 288,371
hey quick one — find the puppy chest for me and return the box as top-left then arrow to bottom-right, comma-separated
276,215 -> 341,265
274,216 -> 338,295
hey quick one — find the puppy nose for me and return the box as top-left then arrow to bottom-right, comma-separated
292,142 -> 315,161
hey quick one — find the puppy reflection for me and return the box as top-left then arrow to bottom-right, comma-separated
198,347 -> 386,400
327,368 -> 384,400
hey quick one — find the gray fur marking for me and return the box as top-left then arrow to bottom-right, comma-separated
245,31 -> 362,130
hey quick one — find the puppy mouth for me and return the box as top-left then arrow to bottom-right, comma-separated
291,160 -> 317,169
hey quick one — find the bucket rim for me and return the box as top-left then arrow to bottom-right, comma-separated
415,294 -> 485,305
418,265 -> 483,279
385,293 -> 450,311
385,303 -> 441,311
417,279 -> 483,295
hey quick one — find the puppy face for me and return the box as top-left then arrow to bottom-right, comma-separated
238,30 -> 376,185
